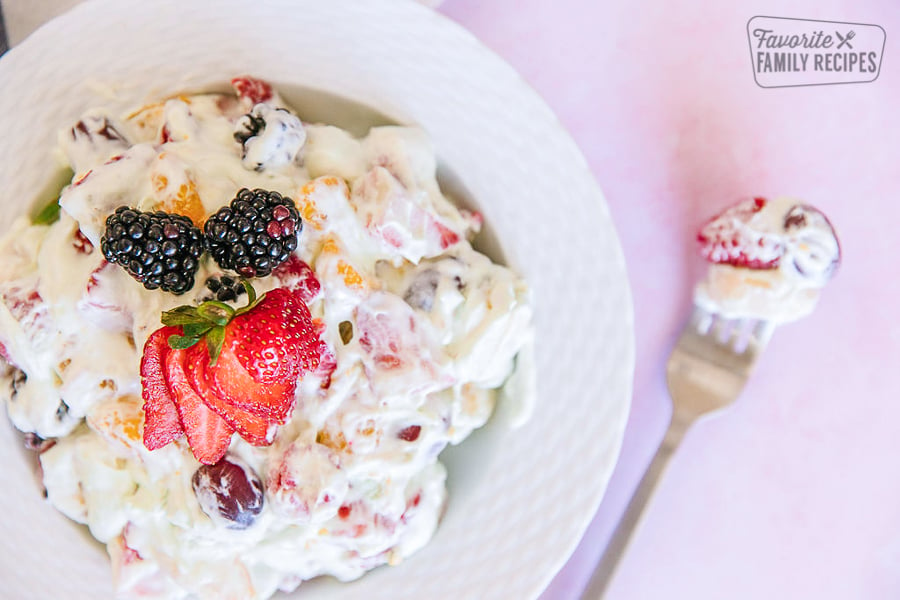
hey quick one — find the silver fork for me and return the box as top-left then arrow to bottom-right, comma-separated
580,305 -> 775,599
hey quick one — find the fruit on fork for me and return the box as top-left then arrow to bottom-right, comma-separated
581,197 -> 840,598
695,196 -> 840,324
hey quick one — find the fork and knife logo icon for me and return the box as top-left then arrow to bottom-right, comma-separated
836,30 -> 856,49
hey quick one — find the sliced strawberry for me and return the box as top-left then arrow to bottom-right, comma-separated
205,343 -> 296,424
226,287 -> 321,382
185,344 -> 274,446
165,347 -> 234,465
697,197 -> 784,269
140,326 -> 183,450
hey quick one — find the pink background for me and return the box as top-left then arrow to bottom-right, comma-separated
439,1 -> 900,599
3,0 -> 899,598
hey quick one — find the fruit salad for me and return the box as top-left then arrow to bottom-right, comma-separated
0,77 -> 533,599
695,196 -> 840,323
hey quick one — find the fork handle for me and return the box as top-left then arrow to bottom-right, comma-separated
579,409 -> 695,599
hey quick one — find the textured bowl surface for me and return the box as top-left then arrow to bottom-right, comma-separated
0,1 -> 634,598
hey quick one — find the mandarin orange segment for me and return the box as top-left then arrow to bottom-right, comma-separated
321,237 -> 340,254
87,396 -> 145,449
337,261 -> 365,289
296,176 -> 350,231
125,102 -> 165,135
297,196 -> 324,230
167,182 -> 206,225
150,167 -> 206,225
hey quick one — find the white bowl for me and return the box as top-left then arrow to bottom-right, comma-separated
0,1 -> 634,598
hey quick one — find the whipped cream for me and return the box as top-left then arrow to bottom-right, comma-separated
0,81 -> 533,599
694,196 -> 840,323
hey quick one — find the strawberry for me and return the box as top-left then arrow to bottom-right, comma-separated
225,287 -> 320,382
231,76 -> 273,105
139,282 -> 329,460
165,346 -> 234,465
205,344 -> 297,423
185,344 -> 273,446
140,326 -> 183,450
697,197 -> 784,269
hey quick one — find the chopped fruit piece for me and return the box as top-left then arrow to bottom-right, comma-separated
140,326 -> 183,450
337,261 -> 365,289
204,188 -> 301,278
313,340 -> 337,389
266,441 -> 347,523
697,197 -> 784,269
273,255 -> 321,303
166,346 -> 234,465
296,176 -> 351,231
151,170 -> 206,225
65,115 -> 131,173
403,268 -> 440,312
234,104 -> 306,171
100,206 -> 204,294
433,221 -> 460,249
72,229 -> 94,254
192,456 -> 265,529
88,396 -> 145,451
231,76 -> 274,105
124,102 -> 165,138
397,425 -> 422,442
186,344 -> 272,446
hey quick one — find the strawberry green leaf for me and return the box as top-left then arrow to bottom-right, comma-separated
168,334 -> 201,350
182,322 -> 213,339
205,326 -> 226,366
161,312 -> 205,327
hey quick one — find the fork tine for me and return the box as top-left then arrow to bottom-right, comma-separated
712,314 -> 734,344
751,319 -> 775,347
730,318 -> 754,354
691,306 -> 714,334
690,305 -> 715,335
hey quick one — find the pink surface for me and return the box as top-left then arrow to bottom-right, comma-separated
439,1 -> 900,598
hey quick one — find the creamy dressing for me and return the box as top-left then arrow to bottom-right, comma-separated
0,86 -> 532,599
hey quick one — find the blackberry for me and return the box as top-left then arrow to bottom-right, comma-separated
101,207 -> 204,294
204,188 -> 301,278
233,111 -> 266,146
233,105 -> 306,171
201,275 -> 247,303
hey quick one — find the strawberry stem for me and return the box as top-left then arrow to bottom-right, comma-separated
197,302 -> 235,326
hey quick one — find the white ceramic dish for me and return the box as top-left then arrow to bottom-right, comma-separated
0,1 -> 634,598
